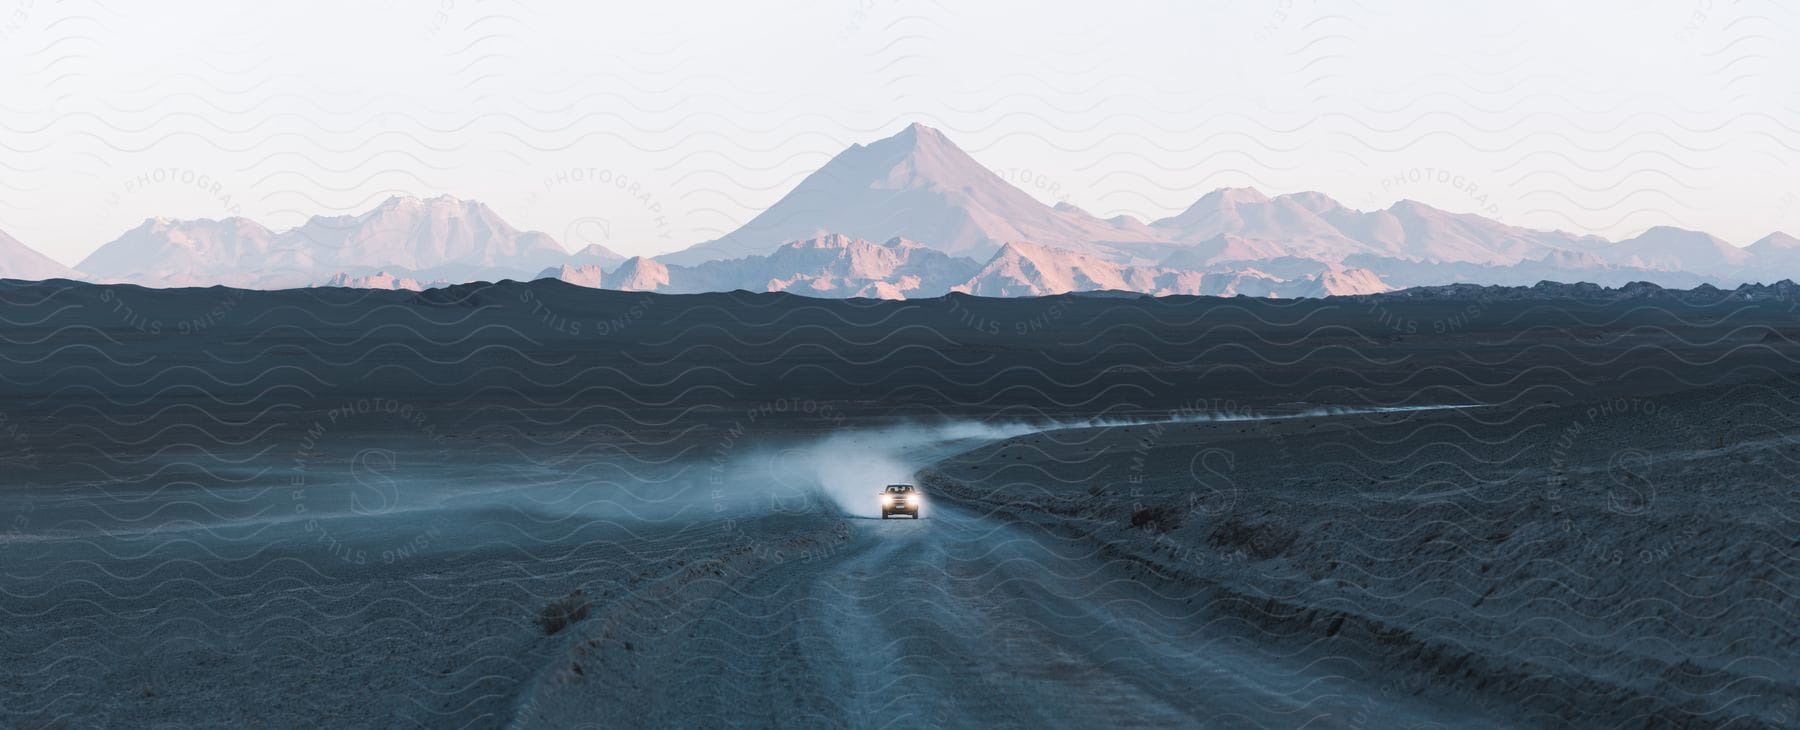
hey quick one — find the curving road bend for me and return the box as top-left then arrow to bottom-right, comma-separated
518,427 -> 1507,729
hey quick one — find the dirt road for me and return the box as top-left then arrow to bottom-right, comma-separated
516,425 -> 1504,729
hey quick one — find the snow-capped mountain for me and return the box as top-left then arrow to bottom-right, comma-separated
661,123 -> 1154,265
77,195 -> 573,288
1,228 -> 84,280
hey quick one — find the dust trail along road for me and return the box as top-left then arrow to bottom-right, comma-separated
518,420 -> 1502,729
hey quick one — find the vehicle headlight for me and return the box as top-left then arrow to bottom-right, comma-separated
881,494 -> 893,503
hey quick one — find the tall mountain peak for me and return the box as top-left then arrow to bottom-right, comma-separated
1749,232 -> 1800,250
1,227 -> 84,280
659,124 -> 1145,265
1211,186 -> 1271,205
891,121 -> 951,147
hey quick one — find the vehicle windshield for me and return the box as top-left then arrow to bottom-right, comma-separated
885,485 -> 912,493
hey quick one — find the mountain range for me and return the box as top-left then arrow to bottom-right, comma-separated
552,234 -> 1383,299
69,195 -> 624,289
2,124 -> 1795,298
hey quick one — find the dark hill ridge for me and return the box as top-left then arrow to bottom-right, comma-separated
13,275 -> 1800,304
1376,278 -> 1800,303
4,277 -> 1796,423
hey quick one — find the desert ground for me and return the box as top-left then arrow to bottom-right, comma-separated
1,279 -> 1796,728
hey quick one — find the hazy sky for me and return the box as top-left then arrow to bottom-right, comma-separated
2,0 -> 1797,263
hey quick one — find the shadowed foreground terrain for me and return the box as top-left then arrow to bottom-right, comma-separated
1,278 -> 1797,728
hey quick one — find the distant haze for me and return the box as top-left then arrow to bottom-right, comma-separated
13,125 -> 1800,297
1,1 -> 1796,264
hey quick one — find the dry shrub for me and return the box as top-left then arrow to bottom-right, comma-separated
1207,516 -> 1298,560
535,589 -> 590,635
1129,505 -> 1181,533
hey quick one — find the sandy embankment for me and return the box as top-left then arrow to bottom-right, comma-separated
922,389 -> 1800,728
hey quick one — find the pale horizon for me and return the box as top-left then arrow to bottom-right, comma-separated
2,1 -> 1797,265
